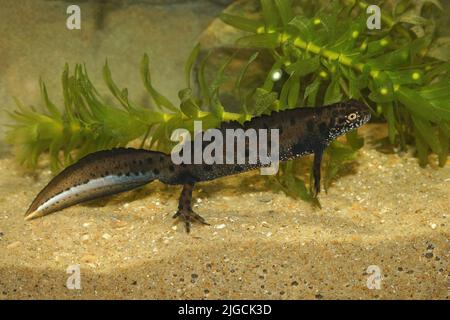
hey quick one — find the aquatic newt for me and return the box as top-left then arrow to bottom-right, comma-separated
24,99 -> 371,232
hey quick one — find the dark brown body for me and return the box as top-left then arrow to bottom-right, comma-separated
25,100 -> 371,232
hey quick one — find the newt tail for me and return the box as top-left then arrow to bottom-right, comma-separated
25,99 -> 371,232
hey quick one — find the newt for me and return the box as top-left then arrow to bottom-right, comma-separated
24,99 -> 371,232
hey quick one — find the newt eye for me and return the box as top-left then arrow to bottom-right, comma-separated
347,113 -> 357,121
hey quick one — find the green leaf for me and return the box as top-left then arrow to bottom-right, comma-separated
185,43 -> 201,89
346,130 -> 364,150
329,18 -> 366,53
369,88 -> 395,104
394,0 -> 411,16
261,0 -> 280,30
304,77 -> 321,107
419,81 -> 450,100
285,57 -> 320,76
236,33 -> 280,49
278,71 -> 300,109
198,112 -> 222,130
178,88 -> 199,119
398,12 -> 428,26
275,161 -> 316,203
219,13 -> 262,33
324,77 -> 342,105
210,96 -> 225,120
385,70 -> 424,86
40,79 -> 61,120
250,88 -> 278,115
316,10 -> 338,40
288,16 -> 313,41
369,46 -> 410,70
366,37 -> 393,57
396,87 -> 439,123
209,52 -> 236,114
287,75 -> 300,108
49,136 -> 63,172
347,77 -> 361,99
383,102 -> 398,144
197,50 -> 212,105
103,60 -> 130,110
421,0 -> 443,11
411,115 -> 441,154
324,141 -> 356,191
62,63 -> 74,120
438,125 -> 449,166
180,99 -> 199,119
274,0 -> 293,26
141,53 -> 178,112
262,60 -> 284,92
235,52 -> 259,102
414,126 -> 429,166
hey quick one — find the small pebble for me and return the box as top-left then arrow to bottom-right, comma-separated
111,220 -> 127,229
261,221 -> 270,228
430,223 -> 437,230
81,254 -> 96,264
7,241 -> 22,249
215,224 -> 226,229
258,196 -> 272,203
102,233 -> 112,240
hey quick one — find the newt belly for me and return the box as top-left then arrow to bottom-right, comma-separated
25,99 -> 371,232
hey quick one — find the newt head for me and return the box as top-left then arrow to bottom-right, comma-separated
325,99 -> 372,141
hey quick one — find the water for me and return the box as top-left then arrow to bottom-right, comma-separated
0,0 -> 448,299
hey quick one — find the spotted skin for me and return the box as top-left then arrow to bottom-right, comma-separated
25,99 -> 371,232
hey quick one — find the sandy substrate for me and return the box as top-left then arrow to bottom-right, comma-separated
0,124 -> 448,299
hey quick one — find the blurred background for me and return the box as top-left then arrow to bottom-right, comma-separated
0,0 -> 237,149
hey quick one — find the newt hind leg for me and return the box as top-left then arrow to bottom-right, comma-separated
173,183 -> 209,233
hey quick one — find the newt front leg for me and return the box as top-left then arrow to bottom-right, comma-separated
173,183 -> 210,233
311,148 -> 324,198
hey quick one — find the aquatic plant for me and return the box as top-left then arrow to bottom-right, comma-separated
5,0 -> 450,204
221,0 -> 450,198
221,0 -> 450,171
5,49 -> 241,172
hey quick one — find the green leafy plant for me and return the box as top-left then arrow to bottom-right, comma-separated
5,0 -> 449,204
5,48 -> 244,172
221,0 -> 450,170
